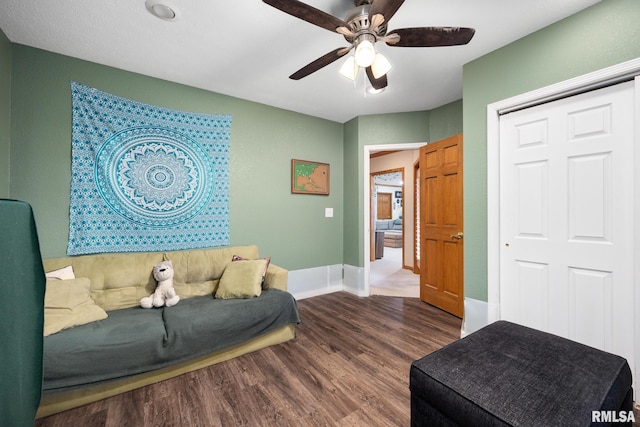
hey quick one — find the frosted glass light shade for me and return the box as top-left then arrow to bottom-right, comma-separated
355,40 -> 376,67
339,56 -> 359,80
371,53 -> 392,79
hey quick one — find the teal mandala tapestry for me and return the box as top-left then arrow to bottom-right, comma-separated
68,82 -> 231,255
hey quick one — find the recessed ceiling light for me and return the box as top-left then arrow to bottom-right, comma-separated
145,0 -> 177,21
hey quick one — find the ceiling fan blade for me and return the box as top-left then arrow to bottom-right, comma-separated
263,0 -> 348,33
366,67 -> 388,90
290,47 -> 351,80
368,0 -> 405,23
387,27 -> 475,47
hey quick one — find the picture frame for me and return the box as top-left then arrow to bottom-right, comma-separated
291,159 -> 330,195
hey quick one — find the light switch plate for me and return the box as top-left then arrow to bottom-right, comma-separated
325,208 -> 333,218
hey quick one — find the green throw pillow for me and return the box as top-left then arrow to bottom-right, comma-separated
44,277 -> 108,336
215,259 -> 268,299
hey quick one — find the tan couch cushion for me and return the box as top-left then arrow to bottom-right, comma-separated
44,278 -> 108,336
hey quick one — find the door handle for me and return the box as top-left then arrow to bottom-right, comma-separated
450,232 -> 463,240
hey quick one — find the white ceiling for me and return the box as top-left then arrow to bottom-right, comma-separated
0,0 -> 600,123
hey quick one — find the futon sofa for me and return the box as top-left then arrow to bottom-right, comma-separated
376,219 -> 403,247
38,245 -> 299,418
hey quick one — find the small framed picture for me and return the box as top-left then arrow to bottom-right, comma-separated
291,159 -> 330,195
395,191 -> 402,198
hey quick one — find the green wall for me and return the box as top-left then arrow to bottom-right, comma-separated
4,1 -> 634,300
342,118 -> 362,267
6,42 -> 457,273
463,0 -> 640,301
9,45 -> 344,269
428,99 -> 463,142
0,28 -> 10,197
343,111 -> 429,267
342,103 -> 463,267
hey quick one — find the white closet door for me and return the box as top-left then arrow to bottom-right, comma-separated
499,81 -> 635,379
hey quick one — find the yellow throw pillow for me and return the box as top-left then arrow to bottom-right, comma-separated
44,277 -> 108,336
214,259 -> 268,299
231,255 -> 271,286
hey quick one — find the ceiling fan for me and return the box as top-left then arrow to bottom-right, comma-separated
263,0 -> 476,90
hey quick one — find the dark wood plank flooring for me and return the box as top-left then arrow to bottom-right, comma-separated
35,292 -> 462,427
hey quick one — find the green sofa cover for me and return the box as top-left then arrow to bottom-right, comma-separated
43,289 -> 299,392
0,200 -> 46,426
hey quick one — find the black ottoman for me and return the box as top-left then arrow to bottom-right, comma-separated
410,321 -> 633,426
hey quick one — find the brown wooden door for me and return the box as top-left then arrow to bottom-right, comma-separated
377,192 -> 392,219
420,134 -> 463,317
413,161 -> 420,274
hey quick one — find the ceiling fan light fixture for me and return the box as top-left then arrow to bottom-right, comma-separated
371,53 -> 391,79
339,56 -> 359,81
354,35 -> 376,68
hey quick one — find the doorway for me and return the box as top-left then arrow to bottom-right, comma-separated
369,167 -> 417,296
366,146 -> 423,297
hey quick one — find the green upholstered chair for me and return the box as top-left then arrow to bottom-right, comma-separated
0,199 -> 46,426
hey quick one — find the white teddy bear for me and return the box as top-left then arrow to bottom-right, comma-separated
140,260 -> 180,308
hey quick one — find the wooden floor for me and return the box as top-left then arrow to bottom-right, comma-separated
35,292 -> 461,427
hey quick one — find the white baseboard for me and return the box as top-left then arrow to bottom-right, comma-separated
287,264 -> 368,300
343,264 -> 367,296
461,297 -> 501,337
288,264 -> 344,300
